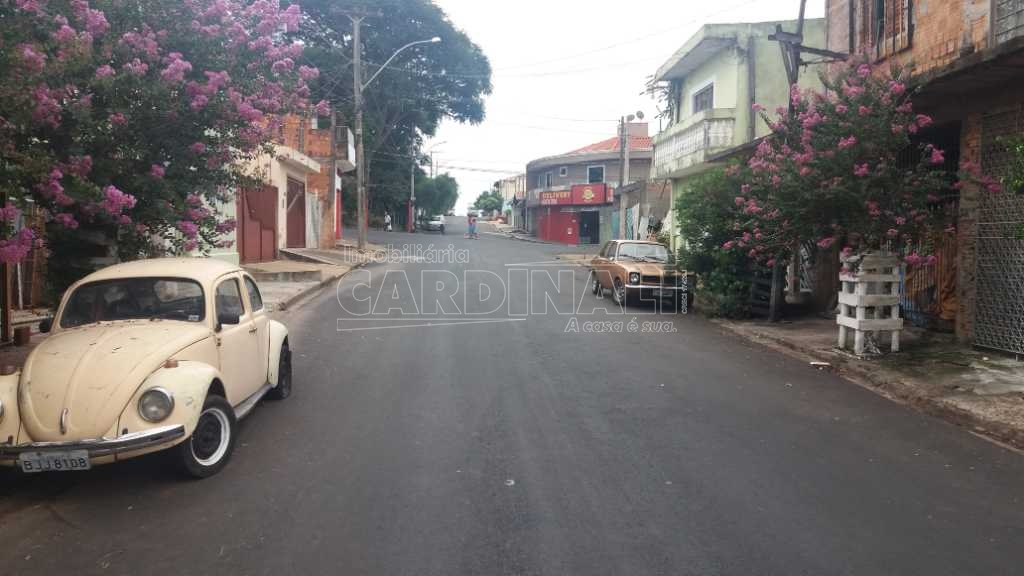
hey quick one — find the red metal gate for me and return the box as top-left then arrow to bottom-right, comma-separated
238,186 -> 278,264
286,178 -> 306,248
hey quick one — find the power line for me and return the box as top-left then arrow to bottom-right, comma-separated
434,164 -> 522,174
490,0 -> 763,72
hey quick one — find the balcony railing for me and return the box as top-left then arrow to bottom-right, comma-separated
996,0 -> 1024,44
652,109 -> 736,179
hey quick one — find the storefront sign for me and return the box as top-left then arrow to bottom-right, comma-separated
571,183 -> 609,205
539,190 -> 573,205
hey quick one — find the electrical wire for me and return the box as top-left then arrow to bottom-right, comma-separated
489,0 -> 765,71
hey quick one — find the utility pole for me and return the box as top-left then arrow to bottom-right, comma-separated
409,157 -> 415,232
346,13 -> 440,250
766,0 -> 849,317
329,109 -> 338,243
617,116 -> 625,190
350,14 -> 367,251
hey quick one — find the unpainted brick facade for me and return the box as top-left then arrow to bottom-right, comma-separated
826,0 -> 1024,342
277,114 -> 337,249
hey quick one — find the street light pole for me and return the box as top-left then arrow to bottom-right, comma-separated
348,19 -> 441,250
408,156 -> 415,233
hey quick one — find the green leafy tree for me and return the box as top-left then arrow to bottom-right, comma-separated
416,172 -> 458,216
300,0 -> 492,214
674,167 -> 752,318
472,189 -> 501,213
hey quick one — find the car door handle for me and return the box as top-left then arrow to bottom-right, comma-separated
248,326 -> 258,334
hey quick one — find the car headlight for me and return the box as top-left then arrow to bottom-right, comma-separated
629,272 -> 640,285
138,387 -> 174,423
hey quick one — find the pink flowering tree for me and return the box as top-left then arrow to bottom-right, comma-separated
1,0 -> 314,289
724,59 -> 988,268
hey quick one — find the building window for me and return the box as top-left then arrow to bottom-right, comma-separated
587,165 -> 605,184
559,166 -> 568,177
859,0 -> 911,57
545,172 -> 553,187
537,174 -> 545,189
692,84 -> 714,114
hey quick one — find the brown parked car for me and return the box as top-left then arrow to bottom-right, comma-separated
590,240 -> 693,310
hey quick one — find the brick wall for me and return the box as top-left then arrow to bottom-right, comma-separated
955,112 -> 982,339
276,114 -> 337,248
826,0 -> 991,74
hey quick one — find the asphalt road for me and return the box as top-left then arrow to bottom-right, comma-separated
2,220 -> 1023,575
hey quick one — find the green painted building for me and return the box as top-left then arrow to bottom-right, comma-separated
649,19 -> 826,252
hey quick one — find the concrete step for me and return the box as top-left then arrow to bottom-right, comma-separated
244,260 -> 327,283
279,248 -> 331,265
247,269 -> 323,283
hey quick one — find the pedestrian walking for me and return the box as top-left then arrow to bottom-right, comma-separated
384,212 -> 392,232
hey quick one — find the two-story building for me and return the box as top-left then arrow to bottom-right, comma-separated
825,0 -> 1024,354
525,123 -> 652,245
497,173 -> 528,230
218,114 -> 355,264
650,19 -> 826,252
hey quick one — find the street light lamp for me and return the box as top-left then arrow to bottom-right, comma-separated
352,26 -> 442,249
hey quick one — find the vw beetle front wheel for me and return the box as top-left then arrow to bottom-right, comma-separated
178,394 -> 237,478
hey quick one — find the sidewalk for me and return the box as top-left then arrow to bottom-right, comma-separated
244,260 -> 354,311
478,221 -> 547,243
716,317 -> 1024,450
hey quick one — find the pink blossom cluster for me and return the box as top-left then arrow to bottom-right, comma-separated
14,0 -> 46,16
0,203 -> 22,223
215,219 -> 237,234
177,220 -> 199,239
160,52 -> 193,83
66,155 -> 93,177
31,85 -> 62,128
904,252 -> 937,266
19,44 -> 47,74
100,185 -> 137,216
54,212 -> 79,229
0,228 -> 36,264
119,27 -> 161,60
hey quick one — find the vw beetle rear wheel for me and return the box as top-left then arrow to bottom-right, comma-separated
178,394 -> 236,478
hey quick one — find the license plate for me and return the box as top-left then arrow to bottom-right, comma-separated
653,288 -> 672,297
18,450 -> 91,473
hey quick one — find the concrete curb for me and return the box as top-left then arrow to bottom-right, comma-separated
275,262 -> 367,312
713,319 -> 1024,452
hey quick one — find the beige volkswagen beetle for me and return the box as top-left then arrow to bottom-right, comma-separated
0,258 -> 291,478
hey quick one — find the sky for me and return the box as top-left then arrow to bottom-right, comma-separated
426,0 -> 825,215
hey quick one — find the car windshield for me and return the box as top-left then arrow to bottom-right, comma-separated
617,243 -> 672,263
60,277 -> 206,328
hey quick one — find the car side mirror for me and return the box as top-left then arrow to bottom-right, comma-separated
39,317 -> 53,334
216,311 -> 241,331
